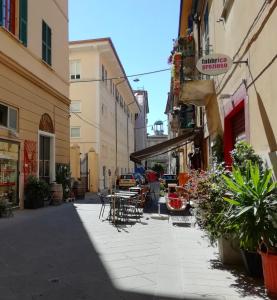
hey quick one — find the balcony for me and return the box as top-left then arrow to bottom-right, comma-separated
169,33 -> 215,107
179,78 -> 215,106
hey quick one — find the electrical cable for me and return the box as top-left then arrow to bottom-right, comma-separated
70,68 -> 171,83
71,112 -> 100,129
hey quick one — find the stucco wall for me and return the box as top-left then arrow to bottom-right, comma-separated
69,40 -> 138,190
208,0 -> 277,169
0,0 -> 69,97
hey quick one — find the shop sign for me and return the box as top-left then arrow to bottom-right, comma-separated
196,53 -> 232,76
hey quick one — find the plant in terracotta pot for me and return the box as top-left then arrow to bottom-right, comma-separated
222,162 -> 277,281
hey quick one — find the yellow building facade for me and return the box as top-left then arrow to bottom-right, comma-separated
69,38 -> 140,192
0,0 -> 70,208
170,0 -> 277,177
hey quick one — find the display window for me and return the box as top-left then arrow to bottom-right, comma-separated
0,140 -> 19,205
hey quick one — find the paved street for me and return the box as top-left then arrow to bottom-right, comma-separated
0,194 -> 273,300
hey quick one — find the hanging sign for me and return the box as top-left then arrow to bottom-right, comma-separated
196,53 -> 232,76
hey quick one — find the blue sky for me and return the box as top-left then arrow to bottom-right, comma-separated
69,0 -> 180,134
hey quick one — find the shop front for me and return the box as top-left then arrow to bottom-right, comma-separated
0,140 -> 19,206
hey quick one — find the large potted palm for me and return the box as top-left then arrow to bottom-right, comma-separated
222,162 -> 277,284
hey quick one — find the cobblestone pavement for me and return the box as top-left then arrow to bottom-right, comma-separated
0,193 -> 274,300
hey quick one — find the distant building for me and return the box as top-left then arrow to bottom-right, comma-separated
0,0 -> 70,208
146,121 -> 169,172
69,38 -> 140,191
134,90 -> 149,152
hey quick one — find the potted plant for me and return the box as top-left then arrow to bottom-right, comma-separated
56,164 -> 71,200
24,176 -> 50,209
195,163 -> 242,265
222,162 -> 277,282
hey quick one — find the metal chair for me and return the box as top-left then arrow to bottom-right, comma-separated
98,193 -> 111,220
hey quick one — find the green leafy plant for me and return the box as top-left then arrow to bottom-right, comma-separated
194,164 -> 231,245
223,162 -> 277,251
231,141 -> 263,176
152,164 -> 164,177
24,175 -> 50,209
56,164 -> 71,200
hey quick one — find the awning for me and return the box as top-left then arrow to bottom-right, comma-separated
130,129 -> 198,164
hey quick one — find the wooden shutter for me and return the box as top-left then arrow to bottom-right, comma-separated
19,0 -> 27,46
0,0 -> 3,26
9,0 -> 15,34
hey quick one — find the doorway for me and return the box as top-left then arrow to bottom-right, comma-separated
38,132 -> 55,183
39,135 -> 50,183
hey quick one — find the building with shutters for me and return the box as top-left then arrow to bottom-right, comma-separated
69,38 -> 140,192
166,0 -> 277,177
0,0 -> 70,208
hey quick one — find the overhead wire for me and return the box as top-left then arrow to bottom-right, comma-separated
70,68 -> 171,83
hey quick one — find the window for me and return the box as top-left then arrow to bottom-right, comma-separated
70,60 -> 81,80
70,127 -> 80,138
221,0 -> 234,21
105,69 -> 107,85
70,100 -> 81,112
0,0 -> 28,46
112,83 -> 115,96
0,104 -> 8,127
9,107 -> 17,129
42,20 -> 51,65
101,65 -> 105,81
19,0 -> 27,46
0,0 -> 16,34
0,103 -> 18,130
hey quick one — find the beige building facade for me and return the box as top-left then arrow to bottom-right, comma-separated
207,0 -> 277,176
69,38 -> 140,192
0,0 -> 70,208
167,0 -> 277,177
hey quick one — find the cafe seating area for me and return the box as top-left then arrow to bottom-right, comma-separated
98,186 -> 150,225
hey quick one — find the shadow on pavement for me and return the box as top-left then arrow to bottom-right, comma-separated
0,198 -> 209,300
209,259 -> 275,300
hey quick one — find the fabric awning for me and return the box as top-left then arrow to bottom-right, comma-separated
130,129 -> 198,164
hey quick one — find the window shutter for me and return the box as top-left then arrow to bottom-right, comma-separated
0,0 -> 3,26
47,25 -> 51,65
9,0 -> 16,34
19,0 -> 28,46
42,21 -> 51,65
42,21 -> 46,61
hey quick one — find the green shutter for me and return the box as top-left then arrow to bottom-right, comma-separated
0,0 -> 3,26
47,25 -> 51,65
19,0 -> 28,46
42,20 -> 51,65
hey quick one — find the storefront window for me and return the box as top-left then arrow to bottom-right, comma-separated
0,141 -> 19,205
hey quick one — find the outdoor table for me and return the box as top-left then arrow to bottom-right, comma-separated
129,187 -> 142,192
106,194 -> 132,224
117,190 -> 138,195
